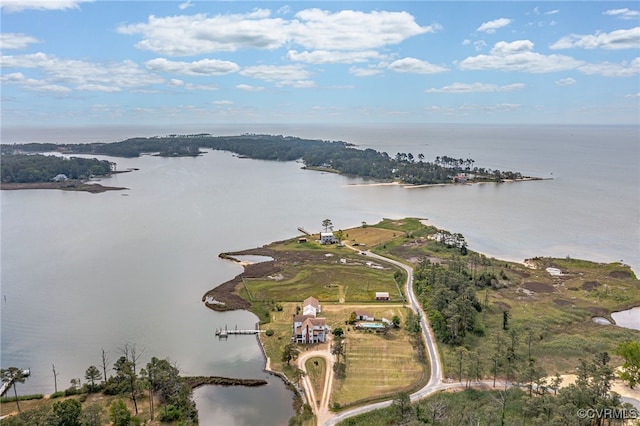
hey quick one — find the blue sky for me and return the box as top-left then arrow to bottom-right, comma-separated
1,1 -> 639,128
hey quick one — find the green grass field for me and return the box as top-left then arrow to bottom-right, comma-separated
244,261 -> 403,303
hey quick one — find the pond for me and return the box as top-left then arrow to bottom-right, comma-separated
611,307 -> 640,331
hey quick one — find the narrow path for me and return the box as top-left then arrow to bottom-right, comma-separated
323,248 -> 444,425
298,349 -> 335,426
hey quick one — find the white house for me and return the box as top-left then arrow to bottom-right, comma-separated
320,232 -> 335,245
293,315 -> 328,344
303,296 -> 321,317
354,311 -> 374,321
52,174 -> 68,182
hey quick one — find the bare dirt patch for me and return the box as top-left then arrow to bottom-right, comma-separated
553,299 -> 573,307
523,281 -> 554,293
582,281 -> 600,291
609,270 -> 632,279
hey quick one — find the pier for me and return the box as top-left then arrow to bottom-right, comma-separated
0,369 -> 30,397
297,227 -> 312,236
215,327 -> 265,338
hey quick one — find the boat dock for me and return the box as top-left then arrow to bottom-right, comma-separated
215,327 -> 265,338
297,227 -> 311,236
0,369 -> 30,397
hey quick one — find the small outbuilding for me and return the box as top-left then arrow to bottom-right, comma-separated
375,292 -> 390,301
354,311 -> 374,321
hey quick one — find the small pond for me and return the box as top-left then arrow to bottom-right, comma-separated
611,307 -> 640,331
592,316 -> 612,325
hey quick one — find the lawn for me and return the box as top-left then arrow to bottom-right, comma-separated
321,305 -> 427,409
243,261 -> 403,303
305,357 -> 327,405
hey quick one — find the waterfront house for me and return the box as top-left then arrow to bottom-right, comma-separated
320,232 -> 335,245
293,315 -> 328,344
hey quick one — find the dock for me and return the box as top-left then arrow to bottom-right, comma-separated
297,227 -> 312,236
0,369 -> 30,397
215,327 -> 265,338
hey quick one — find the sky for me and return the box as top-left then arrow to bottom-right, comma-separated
1,0 -> 639,129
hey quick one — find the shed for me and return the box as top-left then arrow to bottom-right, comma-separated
375,292 -> 390,301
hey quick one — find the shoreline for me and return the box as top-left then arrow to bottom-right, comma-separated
0,181 -> 128,193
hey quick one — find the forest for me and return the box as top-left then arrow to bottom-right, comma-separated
1,345 -> 198,425
0,154 -> 114,183
1,134 -> 528,185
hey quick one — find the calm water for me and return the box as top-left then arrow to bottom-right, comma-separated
1,124 -> 638,425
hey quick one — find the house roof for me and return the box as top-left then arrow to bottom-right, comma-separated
295,317 -> 328,335
375,292 -> 390,297
303,296 -> 320,309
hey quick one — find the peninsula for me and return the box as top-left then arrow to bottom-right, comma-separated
206,218 -> 640,426
1,134 -> 539,189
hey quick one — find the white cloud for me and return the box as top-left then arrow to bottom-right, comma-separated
1,72 -> 71,93
546,10 -> 560,15
550,27 -> 640,50
76,84 -> 121,92
178,0 -> 193,10
477,18 -> 512,34
388,57 -> 449,74
145,58 -> 239,75
236,84 -> 265,92
168,78 -> 218,90
555,77 -> 576,86
459,40 -> 584,73
462,39 -> 487,51
118,9 -> 437,56
1,52 -> 164,91
578,58 -> 640,77
212,100 -> 233,105
118,11 -> 288,56
240,64 -> 315,87
1,0 -> 93,13
426,82 -> 525,93
288,9 -> 440,50
603,8 -> 639,20
0,33 -> 41,50
625,92 -> 640,98
286,49 -> 383,64
348,66 -> 383,77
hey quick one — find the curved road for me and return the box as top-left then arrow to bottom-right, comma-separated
323,249 -> 444,425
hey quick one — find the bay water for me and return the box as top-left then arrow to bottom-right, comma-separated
1,124 -> 638,424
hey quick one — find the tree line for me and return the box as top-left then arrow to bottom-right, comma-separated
3,134 -> 527,185
1,344 -> 197,425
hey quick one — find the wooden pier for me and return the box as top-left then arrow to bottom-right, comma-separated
215,327 -> 264,338
297,227 -> 312,236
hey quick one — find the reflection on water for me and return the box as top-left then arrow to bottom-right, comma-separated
194,381 -> 294,426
